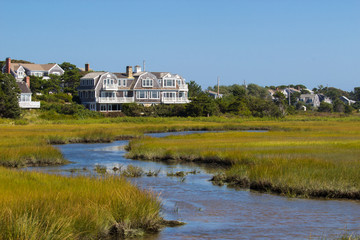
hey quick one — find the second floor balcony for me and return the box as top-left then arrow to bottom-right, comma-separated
102,84 -> 118,91
98,97 -> 134,103
162,97 -> 189,104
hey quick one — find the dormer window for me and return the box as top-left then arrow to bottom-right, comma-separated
164,78 -> 175,87
142,78 -> 153,87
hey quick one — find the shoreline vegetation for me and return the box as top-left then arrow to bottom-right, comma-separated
0,114 -> 360,238
125,116 -> 360,200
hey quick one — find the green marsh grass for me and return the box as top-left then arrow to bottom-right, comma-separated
127,119 -> 360,199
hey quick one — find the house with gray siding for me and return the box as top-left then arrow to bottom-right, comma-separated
2,58 -> 64,80
78,66 -> 189,112
298,94 -> 332,108
2,58 -> 41,108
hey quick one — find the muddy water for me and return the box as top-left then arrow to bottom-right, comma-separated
29,132 -> 360,239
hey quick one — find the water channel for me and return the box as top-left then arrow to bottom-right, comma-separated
29,131 -> 360,239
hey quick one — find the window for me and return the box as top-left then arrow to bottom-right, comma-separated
164,79 -> 175,87
136,91 -> 148,99
142,78 -> 153,87
80,91 -> 83,98
150,91 -> 159,99
164,92 -> 176,98
123,79 -> 126,86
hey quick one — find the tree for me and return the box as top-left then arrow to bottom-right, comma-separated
60,62 -> 83,95
350,87 -> 360,101
230,84 -> 246,98
333,99 -> 345,113
318,102 -> 333,113
247,83 -> 269,99
0,73 -> 21,118
273,91 -> 287,116
185,93 -> 218,117
188,80 -> 202,98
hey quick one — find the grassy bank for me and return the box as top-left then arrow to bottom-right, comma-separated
126,119 -> 360,199
0,167 -> 162,239
0,116 -> 268,168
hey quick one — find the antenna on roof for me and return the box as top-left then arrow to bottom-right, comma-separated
143,60 -> 146,72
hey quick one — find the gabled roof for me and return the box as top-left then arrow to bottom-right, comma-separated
113,72 -> 128,78
19,63 -> 58,71
16,82 -> 31,94
151,72 -> 170,79
81,72 -> 106,79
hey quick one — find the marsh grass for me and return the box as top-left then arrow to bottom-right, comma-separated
127,120 -> 360,199
121,165 -> 144,177
0,167 -> 163,239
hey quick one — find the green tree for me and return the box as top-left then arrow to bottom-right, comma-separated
185,93 -> 218,117
318,102 -> 333,112
0,73 -> 21,118
350,87 -> 360,101
188,80 -> 203,98
333,99 -> 345,112
60,62 -> 83,95
247,83 -> 269,99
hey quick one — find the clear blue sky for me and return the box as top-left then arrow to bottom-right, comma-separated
1,0 -> 359,91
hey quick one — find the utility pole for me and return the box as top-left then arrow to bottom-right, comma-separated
288,85 -> 291,105
217,76 -> 220,98
143,60 -> 146,72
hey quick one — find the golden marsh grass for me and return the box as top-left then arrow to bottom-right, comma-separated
0,167 -> 162,239
127,119 -> 360,199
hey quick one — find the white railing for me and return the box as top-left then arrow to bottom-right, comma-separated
162,97 -> 189,104
178,85 -> 188,91
102,84 -> 118,90
19,101 -> 41,109
98,97 -> 134,103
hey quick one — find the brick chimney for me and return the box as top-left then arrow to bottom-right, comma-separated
5,57 -> 11,74
85,63 -> 90,72
25,76 -> 30,89
126,66 -> 133,78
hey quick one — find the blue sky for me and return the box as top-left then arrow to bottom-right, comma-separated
1,0 -> 359,91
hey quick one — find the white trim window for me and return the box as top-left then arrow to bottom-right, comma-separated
142,78 -> 153,87
163,92 -> 176,98
136,90 -> 148,99
150,91 -> 159,99
123,79 -> 126,87
164,78 -> 175,87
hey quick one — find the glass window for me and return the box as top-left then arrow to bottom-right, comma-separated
123,79 -> 126,86
137,91 -> 148,99
164,79 -> 175,87
142,79 -> 153,87
150,91 -> 159,99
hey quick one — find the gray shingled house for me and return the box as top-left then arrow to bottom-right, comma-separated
78,65 -> 189,111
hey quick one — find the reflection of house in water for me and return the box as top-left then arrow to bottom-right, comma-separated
78,65 -> 190,112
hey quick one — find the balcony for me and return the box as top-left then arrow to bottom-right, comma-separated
178,85 -> 188,91
102,84 -> 118,91
98,97 -> 134,103
19,101 -> 41,109
162,97 -> 189,104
